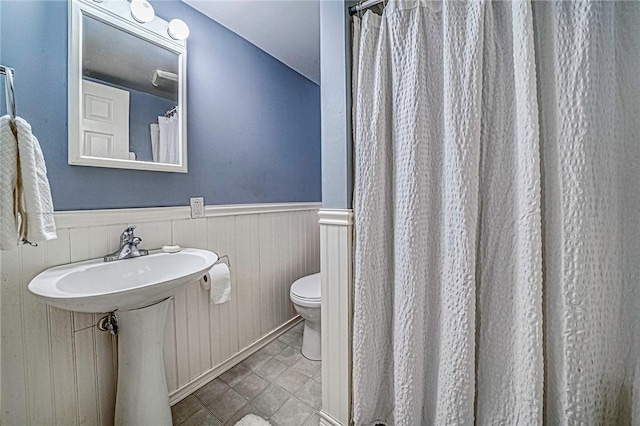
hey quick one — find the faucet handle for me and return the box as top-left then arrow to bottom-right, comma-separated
120,226 -> 137,243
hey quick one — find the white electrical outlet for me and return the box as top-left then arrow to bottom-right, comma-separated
190,197 -> 205,218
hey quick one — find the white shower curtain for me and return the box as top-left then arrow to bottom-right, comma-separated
150,112 -> 180,164
352,1 -> 640,425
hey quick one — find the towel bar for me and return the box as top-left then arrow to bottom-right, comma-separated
0,65 -> 16,120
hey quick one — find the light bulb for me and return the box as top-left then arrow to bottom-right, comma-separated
130,0 -> 155,23
168,19 -> 190,41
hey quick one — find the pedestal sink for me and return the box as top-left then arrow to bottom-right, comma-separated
28,248 -> 218,425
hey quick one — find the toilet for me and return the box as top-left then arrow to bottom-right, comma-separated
290,273 -> 321,360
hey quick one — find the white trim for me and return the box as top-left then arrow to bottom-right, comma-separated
54,202 -> 322,229
168,316 -> 302,405
318,209 -> 354,226
320,208 -> 354,426
68,0 -> 188,173
68,156 -> 189,173
205,202 -> 322,217
319,411 -> 346,426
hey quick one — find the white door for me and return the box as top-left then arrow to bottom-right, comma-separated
81,79 -> 129,160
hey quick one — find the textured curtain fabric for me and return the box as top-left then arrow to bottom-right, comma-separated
534,2 -> 640,424
152,113 -> 180,164
352,1 -> 639,425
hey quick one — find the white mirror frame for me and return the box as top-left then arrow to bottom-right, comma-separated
68,0 -> 188,173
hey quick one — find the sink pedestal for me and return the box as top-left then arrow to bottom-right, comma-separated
114,298 -> 172,425
27,248 -> 218,424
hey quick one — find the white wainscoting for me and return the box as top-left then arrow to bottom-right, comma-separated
0,203 -> 320,426
318,209 -> 353,426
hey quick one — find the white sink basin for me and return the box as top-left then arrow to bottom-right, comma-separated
28,248 -> 218,313
28,246 -> 219,425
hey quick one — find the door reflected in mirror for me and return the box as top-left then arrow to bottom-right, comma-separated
69,0 -> 188,173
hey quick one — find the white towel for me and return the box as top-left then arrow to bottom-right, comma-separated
0,116 -> 56,250
0,116 -> 19,250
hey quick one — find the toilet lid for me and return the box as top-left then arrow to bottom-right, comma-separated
291,273 -> 321,302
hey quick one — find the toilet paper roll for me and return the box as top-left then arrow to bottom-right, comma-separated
199,272 -> 211,290
200,262 -> 231,304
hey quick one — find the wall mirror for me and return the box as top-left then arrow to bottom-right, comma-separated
69,0 -> 188,173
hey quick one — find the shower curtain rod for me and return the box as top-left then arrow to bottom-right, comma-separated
349,0 -> 384,16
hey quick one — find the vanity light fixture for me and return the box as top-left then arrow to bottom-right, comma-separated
130,0 -> 155,23
168,19 -> 190,41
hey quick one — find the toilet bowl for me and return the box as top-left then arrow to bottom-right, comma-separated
290,273 -> 321,361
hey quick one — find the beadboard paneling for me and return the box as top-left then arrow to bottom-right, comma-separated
1,203 -> 320,425
1,247 -> 26,425
45,229 -> 77,426
318,209 -> 353,426
235,214 -> 262,350
207,215 -> 239,366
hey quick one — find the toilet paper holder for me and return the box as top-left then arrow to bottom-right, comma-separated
215,254 -> 230,268
200,254 -> 231,291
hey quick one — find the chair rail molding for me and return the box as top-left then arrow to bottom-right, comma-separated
319,208 -> 353,426
53,202 -> 322,228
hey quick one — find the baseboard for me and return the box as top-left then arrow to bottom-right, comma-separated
169,316 -> 303,405
319,410 -> 346,426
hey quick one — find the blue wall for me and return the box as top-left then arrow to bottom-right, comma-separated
0,0 -> 321,210
320,0 -> 353,209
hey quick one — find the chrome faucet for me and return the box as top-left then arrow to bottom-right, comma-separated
104,226 -> 149,262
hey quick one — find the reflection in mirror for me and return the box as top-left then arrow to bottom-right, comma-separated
82,14 -> 180,164
69,0 -> 188,173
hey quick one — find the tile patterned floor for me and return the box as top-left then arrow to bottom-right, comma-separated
171,322 -> 322,426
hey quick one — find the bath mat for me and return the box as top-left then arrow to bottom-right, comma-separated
234,414 -> 271,426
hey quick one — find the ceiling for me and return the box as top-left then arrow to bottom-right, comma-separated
182,0 -> 320,85
83,14 -> 179,101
